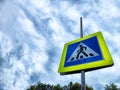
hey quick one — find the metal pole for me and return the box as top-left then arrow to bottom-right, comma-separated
80,17 -> 83,38
80,17 -> 86,90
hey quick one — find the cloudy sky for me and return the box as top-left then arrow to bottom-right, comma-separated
0,0 -> 120,90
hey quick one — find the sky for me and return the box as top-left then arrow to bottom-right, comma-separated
0,0 -> 120,90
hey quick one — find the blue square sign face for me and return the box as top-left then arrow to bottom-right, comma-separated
64,36 -> 104,67
58,31 -> 113,74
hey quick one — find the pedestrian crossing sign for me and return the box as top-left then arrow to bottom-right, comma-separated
58,31 -> 114,74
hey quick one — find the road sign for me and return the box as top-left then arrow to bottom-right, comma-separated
58,31 -> 114,74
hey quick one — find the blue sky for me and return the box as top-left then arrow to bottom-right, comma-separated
0,0 -> 120,90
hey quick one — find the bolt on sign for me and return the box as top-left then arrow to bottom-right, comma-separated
58,31 -> 114,75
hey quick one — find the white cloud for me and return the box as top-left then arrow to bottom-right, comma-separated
0,0 -> 120,90
0,0 -> 19,33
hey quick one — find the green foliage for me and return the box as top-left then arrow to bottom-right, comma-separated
71,82 -> 80,90
27,81 -> 93,90
36,82 -> 46,90
27,82 -> 120,90
53,84 -> 62,90
27,85 -> 36,90
86,85 -> 93,90
104,83 -> 120,90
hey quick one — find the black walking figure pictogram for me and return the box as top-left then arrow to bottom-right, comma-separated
76,44 -> 88,59
70,44 -> 94,61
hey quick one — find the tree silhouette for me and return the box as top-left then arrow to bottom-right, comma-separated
27,85 -> 36,90
104,83 -> 120,90
53,84 -> 62,90
27,81 -> 93,90
71,82 -> 80,90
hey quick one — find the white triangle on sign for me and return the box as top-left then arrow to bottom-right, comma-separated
67,42 -> 99,62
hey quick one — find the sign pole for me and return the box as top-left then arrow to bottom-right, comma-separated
80,17 -> 86,90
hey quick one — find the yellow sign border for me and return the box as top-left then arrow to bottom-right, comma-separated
58,31 -> 113,74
